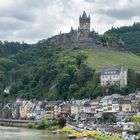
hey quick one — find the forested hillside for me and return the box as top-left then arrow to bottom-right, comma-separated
0,42 -> 98,102
106,22 -> 140,55
0,41 -> 30,57
0,39 -> 140,103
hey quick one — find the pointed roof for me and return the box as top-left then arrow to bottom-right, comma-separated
82,11 -> 87,19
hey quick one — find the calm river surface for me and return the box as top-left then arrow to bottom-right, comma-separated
0,126 -> 93,140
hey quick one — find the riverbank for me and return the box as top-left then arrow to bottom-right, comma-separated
0,118 -> 61,130
0,119 -> 37,127
0,122 -> 135,140
0,126 -> 67,140
57,125 -> 124,140
90,131 -> 123,140
0,119 -> 138,140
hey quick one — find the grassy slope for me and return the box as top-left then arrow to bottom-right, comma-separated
66,48 -> 140,73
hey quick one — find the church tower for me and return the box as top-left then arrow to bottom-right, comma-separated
79,11 -> 90,37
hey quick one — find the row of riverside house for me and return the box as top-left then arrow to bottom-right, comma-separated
0,100 -> 71,120
0,63 -> 137,123
0,91 -> 140,123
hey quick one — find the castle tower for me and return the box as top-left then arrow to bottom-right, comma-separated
79,11 -> 90,37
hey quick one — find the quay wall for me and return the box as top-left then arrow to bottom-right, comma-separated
0,119 -> 37,127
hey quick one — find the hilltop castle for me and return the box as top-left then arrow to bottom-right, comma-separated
50,11 -> 100,47
70,11 -> 99,45
48,11 -> 125,49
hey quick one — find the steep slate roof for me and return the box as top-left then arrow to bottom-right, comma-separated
45,100 -> 63,108
101,65 -> 125,75
101,96 -> 110,101
84,101 -> 91,107
40,101 -> 47,109
112,98 -> 119,104
110,94 -> 121,98
82,11 -> 87,19
101,94 -> 121,102
119,96 -> 131,104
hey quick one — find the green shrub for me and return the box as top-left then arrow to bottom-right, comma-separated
49,125 -> 60,130
27,123 -> 35,129
36,118 -> 48,129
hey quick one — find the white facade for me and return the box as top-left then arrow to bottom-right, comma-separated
99,94 -> 120,113
100,66 -> 127,87
71,100 -> 81,115
112,103 -> 120,112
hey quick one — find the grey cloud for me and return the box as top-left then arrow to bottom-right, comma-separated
0,31 -> 11,38
0,0 -> 140,43
0,6 -> 35,22
0,21 -> 22,31
85,0 -> 136,20
101,8 -> 140,20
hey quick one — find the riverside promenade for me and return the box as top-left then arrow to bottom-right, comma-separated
0,119 -> 37,127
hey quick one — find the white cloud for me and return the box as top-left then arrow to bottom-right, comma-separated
0,0 -> 140,43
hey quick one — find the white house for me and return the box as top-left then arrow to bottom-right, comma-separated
100,65 -> 127,87
99,94 -> 121,113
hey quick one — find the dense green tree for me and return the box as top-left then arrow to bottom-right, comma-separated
58,116 -> 66,128
100,34 -> 116,44
128,69 -> 137,92
106,23 -> 140,54
75,53 -> 87,66
0,38 -> 139,102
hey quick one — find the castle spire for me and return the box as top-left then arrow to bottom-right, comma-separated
71,26 -> 74,33
82,11 -> 87,19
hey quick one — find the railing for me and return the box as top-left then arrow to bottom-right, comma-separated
0,118 -> 37,123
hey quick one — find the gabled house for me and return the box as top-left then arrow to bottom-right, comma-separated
120,97 -> 131,113
20,100 -> 32,119
112,98 -> 120,112
90,99 -> 100,114
100,65 -> 127,87
45,100 -> 63,119
79,101 -> 90,121
26,100 -> 45,120
129,93 -> 140,113
99,94 -> 121,113
60,102 -> 71,117
11,101 -> 20,119
34,101 -> 45,120
27,100 -> 37,120
82,99 -> 100,121
2,103 -> 12,119
70,100 -> 82,121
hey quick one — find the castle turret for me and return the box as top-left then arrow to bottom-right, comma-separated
79,11 -> 90,37
71,27 -> 74,33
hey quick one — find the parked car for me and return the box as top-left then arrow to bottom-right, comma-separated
77,123 -> 84,128
124,134 -> 135,140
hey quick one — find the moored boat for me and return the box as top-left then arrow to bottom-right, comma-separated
68,135 -> 76,139
52,130 -> 57,134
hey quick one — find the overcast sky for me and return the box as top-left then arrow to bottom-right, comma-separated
0,0 -> 140,43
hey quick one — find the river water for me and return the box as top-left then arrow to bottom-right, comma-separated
0,126 -> 93,140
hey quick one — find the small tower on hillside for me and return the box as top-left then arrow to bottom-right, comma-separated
79,11 -> 90,37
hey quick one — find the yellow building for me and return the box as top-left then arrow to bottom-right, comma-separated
20,101 -> 32,118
